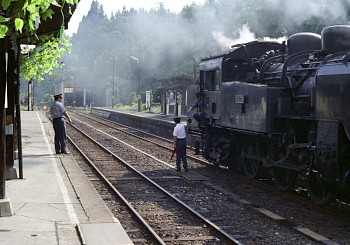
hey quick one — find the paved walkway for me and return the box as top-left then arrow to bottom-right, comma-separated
0,111 -> 133,245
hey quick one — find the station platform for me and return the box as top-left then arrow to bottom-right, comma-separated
92,107 -> 187,123
0,111 -> 133,245
91,107 -> 189,140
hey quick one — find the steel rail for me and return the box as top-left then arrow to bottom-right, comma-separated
47,116 -> 165,244
67,127 -> 167,245
71,111 -> 207,164
67,121 -> 243,244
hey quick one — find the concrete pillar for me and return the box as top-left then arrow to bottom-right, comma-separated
0,198 -> 13,217
0,39 -> 13,217
6,49 -> 17,180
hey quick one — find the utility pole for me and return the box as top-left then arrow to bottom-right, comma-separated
32,79 -> 34,110
73,77 -> 76,107
28,79 -> 33,111
112,56 -> 115,108
15,43 -> 23,179
69,76 -> 75,107
138,60 -> 141,112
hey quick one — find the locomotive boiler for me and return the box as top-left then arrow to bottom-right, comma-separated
187,25 -> 350,205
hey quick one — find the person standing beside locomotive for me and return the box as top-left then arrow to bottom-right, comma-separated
187,92 -> 205,126
173,117 -> 188,172
50,94 -> 72,154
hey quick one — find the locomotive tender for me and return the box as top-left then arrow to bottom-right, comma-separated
188,25 -> 350,204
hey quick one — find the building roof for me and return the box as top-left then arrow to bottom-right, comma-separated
17,2 -> 79,44
157,75 -> 195,84
156,75 -> 196,92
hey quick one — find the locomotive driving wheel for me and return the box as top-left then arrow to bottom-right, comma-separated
270,167 -> 298,191
242,145 -> 262,179
224,147 -> 240,172
269,149 -> 298,191
307,171 -> 333,205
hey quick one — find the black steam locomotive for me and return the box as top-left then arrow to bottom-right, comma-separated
187,25 -> 350,205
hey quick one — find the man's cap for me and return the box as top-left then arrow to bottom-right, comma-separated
173,116 -> 181,122
54,94 -> 63,98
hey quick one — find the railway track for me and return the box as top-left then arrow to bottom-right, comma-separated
71,110 -> 205,163
58,110 -> 350,244
69,111 -> 350,206
66,117 -> 242,244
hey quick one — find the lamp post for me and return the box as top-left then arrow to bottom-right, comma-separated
73,78 -> 76,107
131,56 -> 141,112
27,79 -> 32,111
70,76 -> 75,107
184,36 -> 197,79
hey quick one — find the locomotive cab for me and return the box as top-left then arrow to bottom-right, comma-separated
200,57 -> 222,120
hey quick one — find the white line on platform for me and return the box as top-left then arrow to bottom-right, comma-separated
36,112 -> 79,224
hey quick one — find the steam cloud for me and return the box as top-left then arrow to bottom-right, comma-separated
62,0 -> 350,105
195,0 -> 350,51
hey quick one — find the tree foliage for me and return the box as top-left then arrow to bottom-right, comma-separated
21,36 -> 71,82
0,0 -> 78,83
0,0 -> 78,38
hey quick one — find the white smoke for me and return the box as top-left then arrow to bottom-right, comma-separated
263,36 -> 287,43
212,24 -> 286,50
206,0 -> 349,51
212,25 -> 256,50
252,0 -> 348,27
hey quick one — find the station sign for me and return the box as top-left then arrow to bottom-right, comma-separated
146,91 -> 151,108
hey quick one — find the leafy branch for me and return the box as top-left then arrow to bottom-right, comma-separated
0,0 -> 79,38
21,35 -> 71,82
0,0 -> 78,82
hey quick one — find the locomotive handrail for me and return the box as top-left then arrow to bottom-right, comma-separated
321,53 -> 338,65
258,54 -> 284,84
295,69 -> 315,89
285,67 -> 320,72
280,50 -> 319,92
321,51 -> 350,65
242,43 -> 253,66
342,51 -> 350,66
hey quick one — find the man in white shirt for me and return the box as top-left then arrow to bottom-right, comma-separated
173,117 -> 188,172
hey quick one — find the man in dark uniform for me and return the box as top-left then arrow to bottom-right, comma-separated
50,94 -> 72,154
187,92 -> 205,126
173,117 -> 188,172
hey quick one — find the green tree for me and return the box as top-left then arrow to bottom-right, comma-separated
0,1 -> 78,37
0,0 -> 79,81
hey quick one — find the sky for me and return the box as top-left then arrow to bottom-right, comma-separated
66,0 -> 206,36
